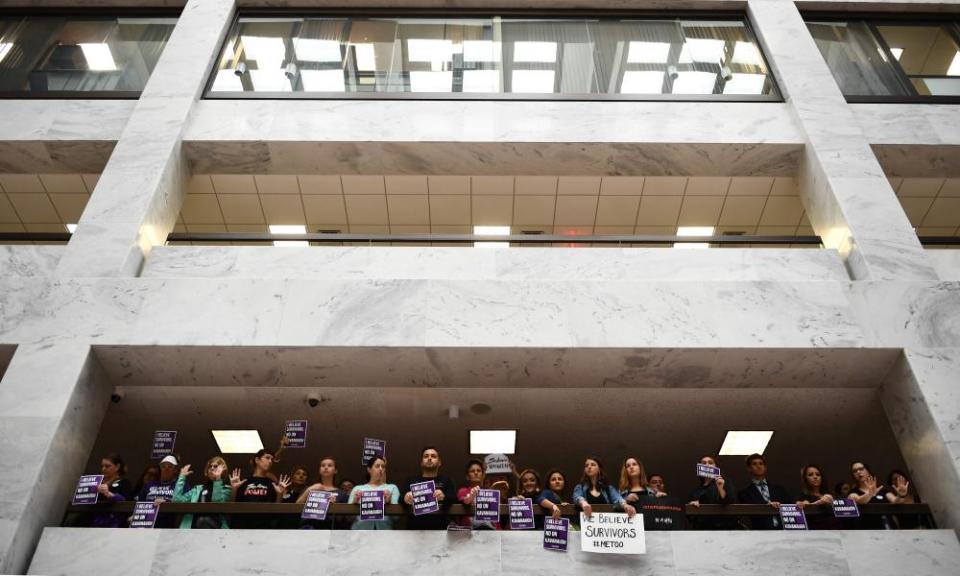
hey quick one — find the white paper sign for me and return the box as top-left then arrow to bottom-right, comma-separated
484,453 -> 511,474
579,512 -> 646,555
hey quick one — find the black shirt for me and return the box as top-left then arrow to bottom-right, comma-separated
404,474 -> 457,530
851,486 -> 895,529
689,479 -> 738,530
234,476 -> 277,529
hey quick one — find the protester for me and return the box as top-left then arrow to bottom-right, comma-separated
573,457 -> 636,518
297,457 -> 341,529
737,454 -> 791,529
796,464 -> 840,530
537,469 -> 569,520
349,456 -> 399,530
620,457 -> 664,505
648,474 -> 668,496
848,462 -> 897,529
136,455 -> 181,528
402,447 -> 457,529
887,469 -> 925,528
172,456 -> 231,529
132,463 -> 160,500
230,449 -> 291,529
514,468 -> 544,529
92,453 -> 133,528
457,459 -> 497,530
688,455 -> 737,529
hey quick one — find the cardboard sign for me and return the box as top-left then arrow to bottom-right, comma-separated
411,480 -> 439,516
580,512 -> 646,555
779,504 -> 808,530
833,499 -> 860,518
474,488 -> 501,522
543,517 -> 570,551
151,431 -> 177,460
130,501 -> 159,528
301,491 -> 333,521
508,498 -> 535,530
363,438 -> 386,466
360,490 -> 385,521
73,475 -> 103,505
696,463 -> 721,479
484,453 -> 512,474
284,420 -> 308,448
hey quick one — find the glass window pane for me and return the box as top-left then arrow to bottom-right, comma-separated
0,16 -> 177,94
875,24 -> 960,96
210,15 -> 777,99
806,21 -> 911,97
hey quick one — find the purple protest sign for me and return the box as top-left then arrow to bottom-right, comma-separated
360,490 -> 385,521
544,517 -> 570,551
301,491 -> 333,521
284,420 -> 308,448
130,501 -> 159,528
832,499 -> 860,518
779,504 -> 807,530
509,498 -> 535,530
72,474 -> 103,505
411,480 -> 439,516
696,463 -> 720,479
475,488 -> 500,523
151,431 -> 177,460
362,438 -> 386,466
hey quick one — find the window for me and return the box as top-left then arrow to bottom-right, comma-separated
0,15 -> 177,97
806,17 -> 960,101
207,14 -> 779,100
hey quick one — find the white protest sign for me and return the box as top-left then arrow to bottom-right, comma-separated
484,453 -> 511,474
579,512 -> 646,554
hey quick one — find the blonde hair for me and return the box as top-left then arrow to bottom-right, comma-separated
206,456 -> 228,480
618,457 -> 648,493
516,468 -> 541,497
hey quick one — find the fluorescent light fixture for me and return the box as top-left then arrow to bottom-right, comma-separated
354,43 -> 376,71
211,69 -> 244,91
730,41 -> 762,66
621,70 -> 665,94
948,52 -> 960,76
249,69 -> 292,92
470,430 -> 517,454
270,224 -> 308,247
627,41 -> 671,64
719,430 -> 774,456
674,226 -> 714,249
240,36 -> 286,70
889,47 -> 904,61
511,70 -> 555,93
474,226 -> 510,235
409,70 -> 452,92
463,40 -> 501,62
65,223 -> 78,233
672,71 -> 717,94
407,39 -> 453,63
723,73 -> 767,95
679,38 -> 726,64
79,43 -> 117,71
300,69 -> 345,92
292,38 -> 342,62
0,42 -> 12,63
463,69 -> 500,92
513,41 -> 557,63
211,430 -> 264,454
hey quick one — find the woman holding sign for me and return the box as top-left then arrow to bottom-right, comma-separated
537,469 -> 570,520
348,456 -> 399,530
92,453 -> 134,528
573,457 -> 636,519
297,457 -> 341,529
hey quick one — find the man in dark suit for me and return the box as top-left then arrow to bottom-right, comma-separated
737,453 -> 791,529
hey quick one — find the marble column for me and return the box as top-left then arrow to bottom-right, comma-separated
55,0 -> 236,278
0,344 -> 111,575
748,0 -> 938,281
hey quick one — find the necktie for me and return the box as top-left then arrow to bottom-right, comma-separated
757,480 -> 770,502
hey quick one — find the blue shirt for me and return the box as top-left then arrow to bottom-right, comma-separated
572,483 -> 626,509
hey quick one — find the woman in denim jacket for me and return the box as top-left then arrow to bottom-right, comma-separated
572,457 -> 637,519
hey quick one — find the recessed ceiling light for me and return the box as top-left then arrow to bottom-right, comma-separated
409,71 -> 452,92
292,38 -> 342,62
889,47 -> 904,61
627,41 -> 671,64
240,36 -> 286,70
474,226 -> 510,235
719,431 -> 774,455
353,43 -> 376,71
672,71 -> 717,94
0,43 -> 13,64
731,41 -> 762,66
300,69 -> 345,92
679,38 -> 726,64
407,39 -> 453,64
513,41 -> 557,63
249,69 -> 292,92
79,43 -> 117,71
511,70 -> 555,93
470,430 -> 516,454
463,40 -> 502,63
621,71 -> 665,94
723,73 -> 767,95
211,430 -> 264,454
270,225 -> 308,247
65,223 -> 78,233
675,226 -> 714,249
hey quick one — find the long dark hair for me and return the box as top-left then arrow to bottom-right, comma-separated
103,453 -> 127,476
800,464 -> 828,495
578,456 -> 609,491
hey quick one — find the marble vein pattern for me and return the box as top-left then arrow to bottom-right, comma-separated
27,529 -> 161,576
0,247 -> 64,278
840,531 -> 960,576
149,530 -> 332,576
847,281 -> 960,348
0,100 -> 134,142
325,530 -> 501,576
927,251 -> 960,281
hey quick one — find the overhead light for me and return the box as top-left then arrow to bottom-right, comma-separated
948,52 -> 960,76
407,39 -> 453,65
65,223 -> 78,233
718,431 -> 774,455
672,71 -> 717,95
627,41 -> 671,64
249,69 -> 292,92
730,41 -> 761,66
353,43 -> 376,71
723,73 -> 766,95
675,226 -> 714,249
409,71 -> 452,92
211,430 -> 264,454
513,41 -> 557,63
679,38 -> 725,65
0,43 -> 12,63
300,69 -> 345,92
621,71 -> 665,94
240,36 -> 286,70
463,40 -> 501,62
270,224 -> 308,247
889,47 -> 904,61
292,38 -> 342,62
212,69 -> 243,91
511,70 -> 555,93
463,69 -> 500,93
474,225 -> 509,249
470,430 -> 516,454
79,43 -> 117,71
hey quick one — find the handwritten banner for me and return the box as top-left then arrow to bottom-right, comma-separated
580,512 -> 646,555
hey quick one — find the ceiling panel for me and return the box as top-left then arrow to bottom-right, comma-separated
341,175 -> 385,195
515,176 -> 557,196
344,195 -> 389,224
303,195 -> 347,225
49,193 -> 90,222
595,196 -> 641,227
759,196 -> 804,227
471,195 -> 514,225
39,174 -> 88,194
216,194 -> 264,224
386,195 -> 430,225
898,178 -> 944,198
259,194 -> 306,224
685,177 -> 729,196
210,174 -> 257,195
472,175 -> 513,196
636,196 -> 683,227
513,196 -> 557,226
557,176 -> 601,196
428,175 -> 470,195
600,176 -> 644,196
718,196 -> 767,226
0,174 -> 45,193
7,193 -> 60,223
299,175 -> 342,195
554,196 -> 599,226
677,196 -> 724,226
254,175 -> 299,195
386,175 -> 428,196
428,195 -> 471,226
642,176 -> 686,196
180,194 -> 224,225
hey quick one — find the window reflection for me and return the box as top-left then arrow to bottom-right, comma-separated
210,16 -> 777,98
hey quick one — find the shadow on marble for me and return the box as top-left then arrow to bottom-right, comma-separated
500,531 -> 675,576
325,529 -> 501,576
27,528 -> 161,576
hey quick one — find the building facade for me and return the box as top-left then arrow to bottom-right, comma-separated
1,0 -> 960,574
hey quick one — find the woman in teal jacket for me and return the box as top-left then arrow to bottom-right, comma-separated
172,456 -> 232,529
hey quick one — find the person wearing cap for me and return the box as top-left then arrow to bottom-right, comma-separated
137,455 -> 181,528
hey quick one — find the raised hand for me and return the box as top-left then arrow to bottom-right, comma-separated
894,477 -> 910,497
274,474 -> 292,495
229,468 -> 245,489
180,464 -> 192,477
581,502 -> 593,519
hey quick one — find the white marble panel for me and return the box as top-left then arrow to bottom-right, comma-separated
501,531 -> 674,576
847,282 -> 960,348
0,246 -> 64,278
325,530 -> 501,576
927,251 -> 960,281
840,531 -> 960,576
0,101 -> 134,142
27,529 -> 161,576
149,530 -> 331,576
671,531 -> 851,576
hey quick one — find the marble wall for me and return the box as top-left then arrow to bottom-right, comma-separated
927,251 -> 960,281
27,528 -> 960,576
0,247 -> 64,278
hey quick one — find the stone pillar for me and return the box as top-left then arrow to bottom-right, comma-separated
0,344 -> 111,574
55,0 -> 236,278
748,0 -> 938,281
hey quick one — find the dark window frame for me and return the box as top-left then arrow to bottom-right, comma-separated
203,9 -> 783,103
